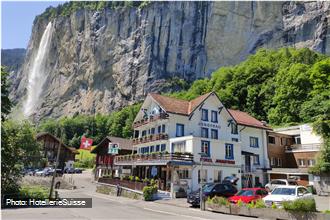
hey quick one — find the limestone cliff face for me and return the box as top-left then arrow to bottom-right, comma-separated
10,1 -> 330,120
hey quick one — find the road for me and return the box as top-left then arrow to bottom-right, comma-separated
2,170 -> 260,220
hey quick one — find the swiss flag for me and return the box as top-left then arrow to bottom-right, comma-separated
80,136 -> 93,150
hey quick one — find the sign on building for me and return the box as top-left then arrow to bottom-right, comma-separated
108,143 -> 119,155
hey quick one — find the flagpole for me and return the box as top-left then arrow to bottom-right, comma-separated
49,128 -> 63,199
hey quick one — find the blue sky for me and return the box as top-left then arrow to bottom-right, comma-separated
1,1 -> 64,49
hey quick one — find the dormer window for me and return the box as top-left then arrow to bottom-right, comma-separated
201,109 -> 208,121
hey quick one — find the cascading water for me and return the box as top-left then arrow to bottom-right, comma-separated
24,22 -> 53,117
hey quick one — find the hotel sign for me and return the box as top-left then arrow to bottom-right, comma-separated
108,143 -> 119,155
215,159 -> 235,165
198,122 -> 220,129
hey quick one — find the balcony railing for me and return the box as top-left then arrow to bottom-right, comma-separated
285,143 -> 321,151
133,113 -> 169,128
132,133 -> 169,145
114,152 -> 194,165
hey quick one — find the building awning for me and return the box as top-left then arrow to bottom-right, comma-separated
241,151 -> 255,156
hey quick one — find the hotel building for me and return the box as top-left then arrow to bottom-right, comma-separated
114,92 -> 271,197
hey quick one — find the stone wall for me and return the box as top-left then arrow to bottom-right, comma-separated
96,182 -> 143,200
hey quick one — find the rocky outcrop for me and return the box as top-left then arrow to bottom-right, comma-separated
10,1 -> 330,121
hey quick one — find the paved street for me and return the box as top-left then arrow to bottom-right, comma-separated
2,170 -> 259,220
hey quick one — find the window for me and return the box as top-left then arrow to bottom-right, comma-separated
268,136 -> 275,144
158,125 -> 161,134
225,143 -> 234,159
134,130 -> 139,138
308,159 -> 315,167
231,123 -> 238,134
172,141 -> 186,153
177,170 -> 191,179
198,169 -> 207,183
176,123 -> 184,137
156,145 -> 160,152
214,170 -> 222,182
162,124 -> 166,133
297,187 -> 308,196
201,141 -> 210,157
232,138 -> 239,142
271,157 -> 276,166
277,158 -> 282,167
250,137 -> 259,148
150,146 -> 154,153
211,129 -> 218,139
253,155 -> 260,165
161,144 -> 166,152
142,130 -> 147,137
211,110 -> 218,122
201,127 -> 209,138
151,128 -> 155,134
201,109 -> 208,121
294,136 -> 301,144
298,159 -> 305,166
272,180 -> 286,185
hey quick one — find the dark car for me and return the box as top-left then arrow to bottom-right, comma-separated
74,168 -> 83,174
187,183 -> 238,207
65,167 -> 75,174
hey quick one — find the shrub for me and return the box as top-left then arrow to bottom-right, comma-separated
129,175 -> 134,181
142,184 -> 158,201
254,199 -> 267,208
246,201 -> 255,209
271,203 -> 277,209
323,210 -> 330,214
211,196 -> 230,207
282,199 -> 317,212
142,178 -> 149,183
135,176 -> 140,182
20,185 -> 49,199
236,199 -> 244,207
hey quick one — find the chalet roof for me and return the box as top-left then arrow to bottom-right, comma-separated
149,92 -> 270,130
91,136 -> 133,153
149,92 -> 213,115
36,132 -> 79,154
227,109 -> 270,130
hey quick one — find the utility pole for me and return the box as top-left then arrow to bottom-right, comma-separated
49,129 -> 63,199
198,152 -> 207,211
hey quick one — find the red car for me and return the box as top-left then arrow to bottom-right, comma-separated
228,188 -> 268,204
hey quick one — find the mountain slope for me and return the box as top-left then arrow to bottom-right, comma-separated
10,1 -> 330,121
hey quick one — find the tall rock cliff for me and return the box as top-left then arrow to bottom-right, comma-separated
10,1 -> 330,121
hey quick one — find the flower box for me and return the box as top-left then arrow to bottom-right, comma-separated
206,203 -> 230,214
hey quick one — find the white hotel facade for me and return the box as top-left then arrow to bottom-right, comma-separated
114,92 -> 271,197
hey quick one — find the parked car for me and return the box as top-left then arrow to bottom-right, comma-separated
265,179 -> 298,191
74,168 -> 83,174
263,186 -> 313,208
228,188 -> 268,204
64,167 -> 75,174
187,183 -> 238,207
35,167 -> 52,176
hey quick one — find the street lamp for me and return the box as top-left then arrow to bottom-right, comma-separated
198,152 -> 208,211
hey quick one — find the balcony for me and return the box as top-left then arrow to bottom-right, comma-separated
285,143 -> 321,152
132,133 -> 169,145
133,113 -> 169,128
114,152 -> 194,165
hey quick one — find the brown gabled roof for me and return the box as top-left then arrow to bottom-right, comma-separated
36,132 -> 79,154
91,136 -> 133,153
228,109 -> 271,130
150,92 -> 213,115
149,92 -> 270,130
149,93 -> 190,115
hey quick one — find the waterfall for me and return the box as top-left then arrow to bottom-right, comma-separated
24,22 -> 53,117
